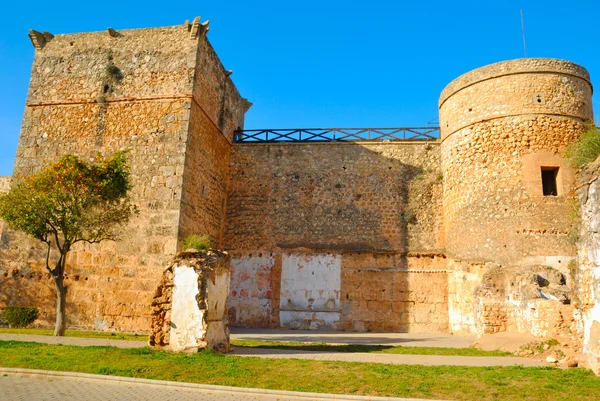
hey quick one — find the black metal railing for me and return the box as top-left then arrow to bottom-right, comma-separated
233,127 -> 440,143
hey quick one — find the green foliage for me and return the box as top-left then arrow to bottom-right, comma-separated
0,151 -> 137,335
181,234 -> 212,251
567,198 -> 582,245
0,151 -> 137,248
564,126 -> 600,168
401,210 -> 417,224
105,64 -> 122,81
1,306 -> 38,328
2,341 -> 600,400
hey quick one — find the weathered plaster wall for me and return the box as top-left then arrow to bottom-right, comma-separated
279,253 -> 342,330
576,157 -> 600,373
228,254 -> 279,328
0,22 -> 248,333
149,251 -> 231,353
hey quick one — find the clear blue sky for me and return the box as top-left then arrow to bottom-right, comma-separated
1,1 -> 598,175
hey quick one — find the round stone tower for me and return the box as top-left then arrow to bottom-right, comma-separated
439,58 -> 593,266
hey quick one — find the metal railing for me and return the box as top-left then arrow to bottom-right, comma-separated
233,127 -> 440,143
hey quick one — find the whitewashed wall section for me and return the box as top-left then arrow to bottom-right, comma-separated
280,253 -> 341,330
228,255 -> 275,326
169,265 -> 206,352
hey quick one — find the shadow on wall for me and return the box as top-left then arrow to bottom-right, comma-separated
225,141 -> 448,332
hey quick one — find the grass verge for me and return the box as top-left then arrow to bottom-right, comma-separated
0,328 -> 143,341
0,328 -> 509,356
1,341 -> 599,400
230,339 -> 511,357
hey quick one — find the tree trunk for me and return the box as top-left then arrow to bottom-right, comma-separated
53,275 -> 66,336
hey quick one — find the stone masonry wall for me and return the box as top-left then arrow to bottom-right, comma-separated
0,22 -> 248,332
440,58 -> 593,266
226,142 -> 443,252
177,37 -> 250,247
575,156 -> 600,374
225,142 -> 448,331
440,58 -> 594,337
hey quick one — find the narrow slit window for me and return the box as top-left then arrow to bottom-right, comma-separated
541,167 -> 559,196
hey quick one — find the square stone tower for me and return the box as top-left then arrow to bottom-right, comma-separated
0,18 -> 250,331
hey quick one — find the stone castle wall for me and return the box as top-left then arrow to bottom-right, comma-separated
0,22 -> 247,332
224,142 -> 448,332
178,36 -> 249,248
440,58 -> 594,336
440,58 -> 593,265
2,16 -> 598,355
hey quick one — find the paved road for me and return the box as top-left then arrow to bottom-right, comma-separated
0,370 -> 430,401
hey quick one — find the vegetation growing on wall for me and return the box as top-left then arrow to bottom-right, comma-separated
181,234 -> 212,251
565,126 -> 600,168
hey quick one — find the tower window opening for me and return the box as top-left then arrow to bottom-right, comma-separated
541,167 -> 559,196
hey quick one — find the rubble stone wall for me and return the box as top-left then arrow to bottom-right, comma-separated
440,58 -> 593,266
224,142 -> 447,331
226,142 -> 444,252
0,22 -> 248,332
576,157 -> 600,373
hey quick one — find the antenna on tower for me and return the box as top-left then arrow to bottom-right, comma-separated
520,9 -> 527,57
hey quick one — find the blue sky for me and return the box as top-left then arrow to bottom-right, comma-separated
1,1 -> 598,175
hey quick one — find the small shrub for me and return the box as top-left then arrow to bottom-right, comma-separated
401,211 -> 417,224
181,234 -> 212,251
105,64 -> 123,81
564,126 -> 600,168
1,306 -> 38,328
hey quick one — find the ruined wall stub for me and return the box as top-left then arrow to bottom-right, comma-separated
149,251 -> 231,353
0,21 -> 248,332
225,141 -> 449,332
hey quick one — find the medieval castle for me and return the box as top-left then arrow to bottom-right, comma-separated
1,18 -> 599,372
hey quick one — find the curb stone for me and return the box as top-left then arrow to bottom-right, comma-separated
0,367 -> 445,401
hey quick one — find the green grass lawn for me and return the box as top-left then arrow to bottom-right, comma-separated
0,328 -> 143,341
0,341 -> 598,400
0,328 -> 509,357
